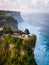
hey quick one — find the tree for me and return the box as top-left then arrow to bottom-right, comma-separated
3,26 -> 11,34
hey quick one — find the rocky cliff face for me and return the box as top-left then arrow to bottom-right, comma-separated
0,10 -> 23,29
0,10 -> 23,22
5,11 -> 23,22
0,16 -> 18,30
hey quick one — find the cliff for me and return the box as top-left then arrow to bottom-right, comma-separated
0,10 -> 23,29
0,34 -> 37,65
0,10 -> 23,22
0,16 -> 18,30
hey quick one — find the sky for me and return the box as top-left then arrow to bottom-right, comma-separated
0,0 -> 49,13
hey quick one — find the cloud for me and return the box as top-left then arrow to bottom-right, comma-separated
0,0 -> 49,13
0,0 -> 20,11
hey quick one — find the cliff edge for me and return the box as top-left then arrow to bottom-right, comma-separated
0,10 -> 23,22
0,10 -> 23,29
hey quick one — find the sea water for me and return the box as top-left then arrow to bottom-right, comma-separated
18,13 -> 49,65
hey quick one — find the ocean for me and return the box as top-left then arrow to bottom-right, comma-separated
18,13 -> 49,65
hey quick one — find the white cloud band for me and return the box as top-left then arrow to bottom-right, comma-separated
0,0 -> 49,13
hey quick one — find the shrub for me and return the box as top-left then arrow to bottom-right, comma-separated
12,29 -> 18,33
0,34 -> 37,65
4,26 -> 11,33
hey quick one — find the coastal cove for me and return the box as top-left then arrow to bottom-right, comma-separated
18,13 -> 49,65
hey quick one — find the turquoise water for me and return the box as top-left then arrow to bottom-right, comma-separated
18,13 -> 49,65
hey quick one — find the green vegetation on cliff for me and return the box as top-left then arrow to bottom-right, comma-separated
0,10 -> 8,15
0,16 -> 18,29
0,16 -> 18,23
0,34 -> 37,65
